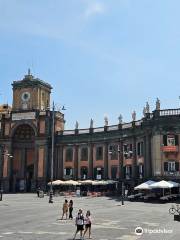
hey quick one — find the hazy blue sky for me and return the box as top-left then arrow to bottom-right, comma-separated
1,0 -> 180,129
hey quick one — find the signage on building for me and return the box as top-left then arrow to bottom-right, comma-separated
96,175 -> 101,180
12,112 -> 36,121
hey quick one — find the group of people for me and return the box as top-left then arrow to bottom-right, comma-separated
61,199 -> 92,240
61,199 -> 73,220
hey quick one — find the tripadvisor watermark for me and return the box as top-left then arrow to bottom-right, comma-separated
135,227 -> 173,236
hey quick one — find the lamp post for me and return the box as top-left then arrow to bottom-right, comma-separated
49,101 -> 55,203
118,143 -> 125,205
109,143 -> 125,205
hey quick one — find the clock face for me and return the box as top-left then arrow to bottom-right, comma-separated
21,92 -> 30,102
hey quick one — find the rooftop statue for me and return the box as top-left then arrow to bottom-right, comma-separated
132,111 -> 136,121
104,116 -> 108,126
90,118 -> 93,128
75,121 -> 79,129
118,114 -> 123,124
146,101 -> 150,113
156,98 -> 160,110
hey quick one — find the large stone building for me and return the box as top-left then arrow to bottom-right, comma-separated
0,72 -> 180,192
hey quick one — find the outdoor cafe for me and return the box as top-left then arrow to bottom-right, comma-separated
127,180 -> 180,202
47,179 -> 118,197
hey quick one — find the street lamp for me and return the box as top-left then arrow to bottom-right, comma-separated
109,143 -> 125,205
49,101 -> 55,203
118,144 -> 125,206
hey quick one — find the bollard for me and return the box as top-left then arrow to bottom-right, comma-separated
0,189 -> 3,201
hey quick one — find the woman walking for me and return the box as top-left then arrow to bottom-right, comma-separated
61,199 -> 68,220
69,199 -> 73,219
73,209 -> 84,240
83,210 -> 92,239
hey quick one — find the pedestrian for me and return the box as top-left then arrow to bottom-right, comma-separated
69,199 -> 73,219
83,210 -> 92,239
37,187 -> 40,197
61,199 -> 68,220
73,209 -> 84,240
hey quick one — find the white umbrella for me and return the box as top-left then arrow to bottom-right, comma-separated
47,180 -> 65,186
168,181 -> 179,187
92,180 -> 108,186
134,180 -> 156,190
63,180 -> 81,186
106,180 -> 118,184
78,180 -> 94,185
150,180 -> 174,196
150,180 -> 173,189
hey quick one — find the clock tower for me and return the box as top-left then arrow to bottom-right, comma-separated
12,69 -> 52,111
0,70 -> 65,193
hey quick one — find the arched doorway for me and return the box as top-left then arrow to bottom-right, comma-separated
11,124 -> 36,192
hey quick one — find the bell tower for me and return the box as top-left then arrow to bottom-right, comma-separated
12,69 -> 52,111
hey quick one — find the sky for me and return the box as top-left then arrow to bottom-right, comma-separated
1,0 -> 180,129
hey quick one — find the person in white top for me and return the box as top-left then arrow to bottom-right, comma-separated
83,210 -> 92,239
73,209 -> 84,240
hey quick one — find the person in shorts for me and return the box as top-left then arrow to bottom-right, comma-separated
83,210 -> 92,239
73,209 -> 84,240
61,199 -> 68,220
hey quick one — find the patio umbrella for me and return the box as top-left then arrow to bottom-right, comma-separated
106,180 -> 118,184
150,180 -> 173,189
78,180 -> 94,185
63,180 -> 81,186
92,180 -> 108,186
168,181 -> 179,187
150,180 -> 174,196
47,180 -> 65,186
134,180 -> 156,190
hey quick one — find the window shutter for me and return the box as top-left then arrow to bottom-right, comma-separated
164,162 -> 168,171
137,143 -> 140,155
94,168 -> 97,179
175,162 -> 179,171
141,142 -> 144,155
142,165 -> 144,177
175,135 -> 179,146
129,166 -> 132,177
163,135 -> 167,146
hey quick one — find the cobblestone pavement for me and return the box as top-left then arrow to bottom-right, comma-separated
0,194 -> 180,240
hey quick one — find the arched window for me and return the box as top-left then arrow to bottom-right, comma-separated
13,124 -> 35,140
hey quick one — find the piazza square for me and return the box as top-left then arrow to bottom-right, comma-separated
0,193 -> 180,240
